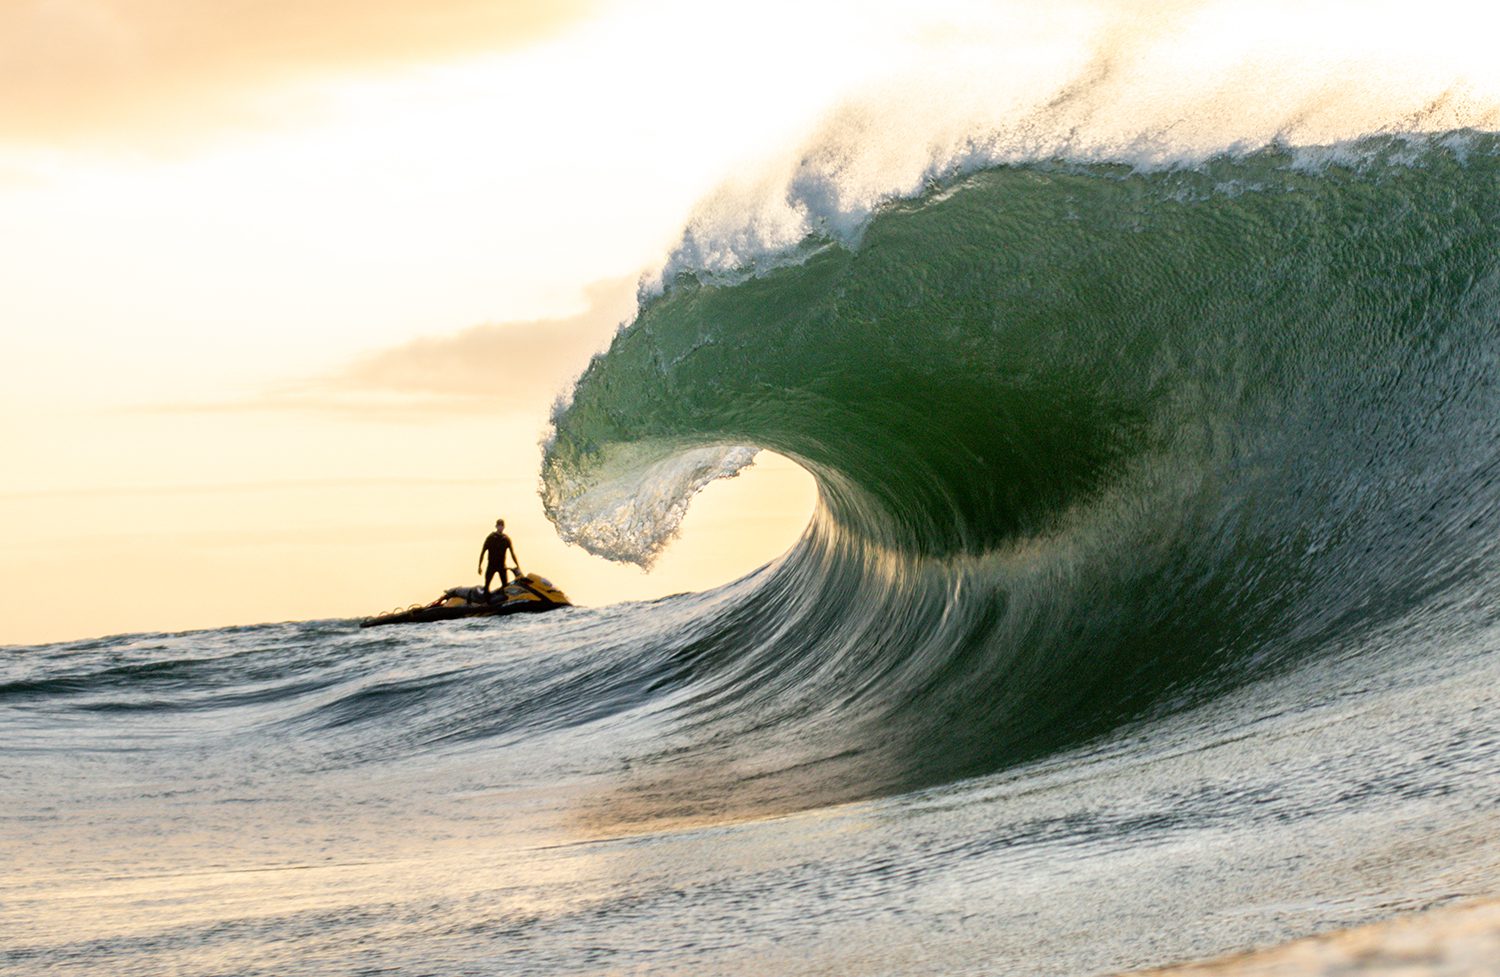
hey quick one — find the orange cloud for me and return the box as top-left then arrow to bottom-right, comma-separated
334,278 -> 637,407
1,0 -> 596,146
133,277 -> 640,418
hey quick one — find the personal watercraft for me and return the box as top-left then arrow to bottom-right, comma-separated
360,573 -> 572,628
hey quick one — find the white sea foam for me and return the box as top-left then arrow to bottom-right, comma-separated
544,444 -> 759,567
648,0 -> 1500,289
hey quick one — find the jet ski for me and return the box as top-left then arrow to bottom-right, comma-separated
360,573 -> 572,628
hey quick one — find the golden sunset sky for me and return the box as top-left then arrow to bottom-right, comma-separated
4,0 -> 1498,644
0,0 -> 878,644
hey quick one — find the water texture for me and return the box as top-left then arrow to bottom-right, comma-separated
6,134 -> 1500,976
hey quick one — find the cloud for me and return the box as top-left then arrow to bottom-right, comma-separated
340,278 -> 635,401
0,0 -> 595,147
135,276 -> 640,420
328,276 -> 638,409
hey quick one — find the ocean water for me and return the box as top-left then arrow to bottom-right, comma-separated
7,134 -> 1500,976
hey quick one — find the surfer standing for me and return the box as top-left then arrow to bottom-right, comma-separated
478,519 -> 522,593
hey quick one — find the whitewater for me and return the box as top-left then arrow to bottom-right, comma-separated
7,5 -> 1500,974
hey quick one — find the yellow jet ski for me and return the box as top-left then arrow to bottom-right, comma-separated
360,573 -> 572,628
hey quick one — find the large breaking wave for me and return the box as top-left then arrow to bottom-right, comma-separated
541,134 -> 1500,807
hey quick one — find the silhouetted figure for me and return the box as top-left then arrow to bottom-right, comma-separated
478,519 -> 521,594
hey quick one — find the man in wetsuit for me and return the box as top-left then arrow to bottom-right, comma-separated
478,518 -> 522,594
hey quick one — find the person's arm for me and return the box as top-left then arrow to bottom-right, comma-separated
507,538 -> 521,573
478,537 -> 489,574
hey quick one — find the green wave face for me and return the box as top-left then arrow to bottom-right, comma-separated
543,134 -> 1500,801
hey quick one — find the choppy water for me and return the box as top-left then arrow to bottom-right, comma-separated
7,134 -> 1500,976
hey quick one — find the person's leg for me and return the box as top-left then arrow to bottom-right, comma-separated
484,567 -> 499,593
499,564 -> 511,588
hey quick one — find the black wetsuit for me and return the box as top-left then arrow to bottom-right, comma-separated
481,531 -> 514,592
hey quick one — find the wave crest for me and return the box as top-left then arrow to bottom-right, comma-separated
542,134 -> 1500,796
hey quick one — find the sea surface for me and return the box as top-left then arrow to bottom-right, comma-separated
6,134 -> 1500,976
